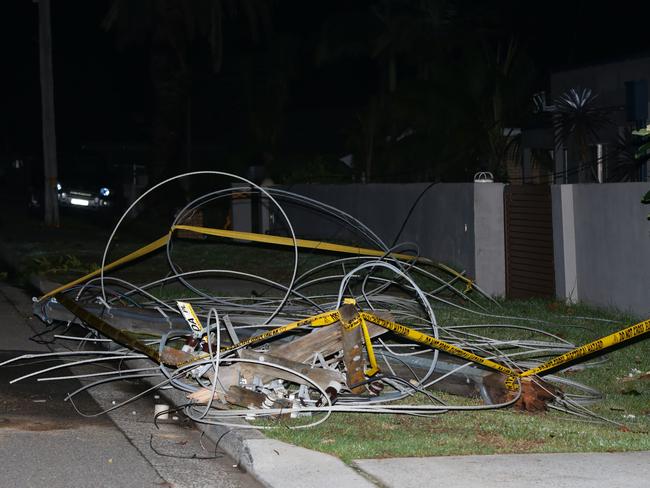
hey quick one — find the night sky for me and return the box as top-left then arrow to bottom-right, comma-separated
3,1 -> 650,183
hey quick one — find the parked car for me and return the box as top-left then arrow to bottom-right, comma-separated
29,151 -> 128,217
55,163 -> 118,211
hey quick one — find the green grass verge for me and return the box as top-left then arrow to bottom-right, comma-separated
262,406 -> 650,464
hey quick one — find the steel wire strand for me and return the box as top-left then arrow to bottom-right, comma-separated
65,374 -> 184,418
26,176 -> 630,428
123,269 -> 325,313
36,366 -> 162,382
197,385 -> 521,420
8,354 -> 148,384
158,185 -> 416,315
294,256 -> 479,305
98,171 -> 301,326
0,350 -> 136,368
165,187 -> 391,305
63,372 -> 164,402
196,307 -> 221,419
335,261 -> 442,387
75,276 -> 178,313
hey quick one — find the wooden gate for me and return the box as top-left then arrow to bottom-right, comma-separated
504,185 -> 555,299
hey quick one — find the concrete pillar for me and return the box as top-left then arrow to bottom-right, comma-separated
551,184 -> 579,303
473,183 -> 506,297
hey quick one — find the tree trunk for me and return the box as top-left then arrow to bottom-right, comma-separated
38,0 -> 59,227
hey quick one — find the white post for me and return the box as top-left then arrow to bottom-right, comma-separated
474,183 -> 506,297
596,143 -> 604,183
560,185 -> 579,303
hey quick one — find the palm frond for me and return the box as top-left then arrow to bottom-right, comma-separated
552,87 -> 612,150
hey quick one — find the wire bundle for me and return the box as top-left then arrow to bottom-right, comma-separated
3,172 -> 616,428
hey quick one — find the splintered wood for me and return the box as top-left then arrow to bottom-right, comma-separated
267,315 -> 388,363
188,307 -> 389,404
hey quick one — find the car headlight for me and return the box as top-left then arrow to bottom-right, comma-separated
57,182 -> 62,191
100,187 -> 111,197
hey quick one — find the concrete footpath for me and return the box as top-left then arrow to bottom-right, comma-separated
1,280 -> 649,487
354,452 -> 650,488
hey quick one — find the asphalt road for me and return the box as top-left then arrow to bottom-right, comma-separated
0,282 -> 260,488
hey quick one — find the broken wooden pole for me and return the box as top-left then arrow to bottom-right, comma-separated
268,313 -> 388,363
238,350 -> 344,390
338,303 -> 366,394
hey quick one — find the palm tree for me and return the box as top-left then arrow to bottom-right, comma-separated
552,87 -> 611,182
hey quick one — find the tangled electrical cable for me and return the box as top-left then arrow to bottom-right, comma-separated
3,172 -> 620,429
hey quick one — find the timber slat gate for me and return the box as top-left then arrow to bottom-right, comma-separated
504,185 -> 555,299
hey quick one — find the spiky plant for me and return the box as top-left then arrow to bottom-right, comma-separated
553,87 -> 611,180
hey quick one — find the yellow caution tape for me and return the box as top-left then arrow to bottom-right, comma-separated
177,301 -> 204,337
361,312 -> 518,377
504,375 -> 519,392
39,233 -> 172,300
218,310 -> 340,354
519,318 -> 650,378
310,312 -> 341,327
174,225 -> 476,292
37,216 -> 649,383
39,223 -> 478,302
362,312 -> 650,383
341,316 -> 363,331
176,310 -> 342,367
54,260 -> 650,391
359,314 -> 380,377
172,224 -> 423,262
38,226 -> 427,301
361,312 -> 650,384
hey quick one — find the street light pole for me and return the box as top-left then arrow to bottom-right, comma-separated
38,0 -> 59,227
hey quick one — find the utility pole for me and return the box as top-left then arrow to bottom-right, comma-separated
38,0 -> 59,226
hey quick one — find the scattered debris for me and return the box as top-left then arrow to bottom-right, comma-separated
620,370 -> 650,395
3,173 -> 649,429
155,404 -> 170,420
